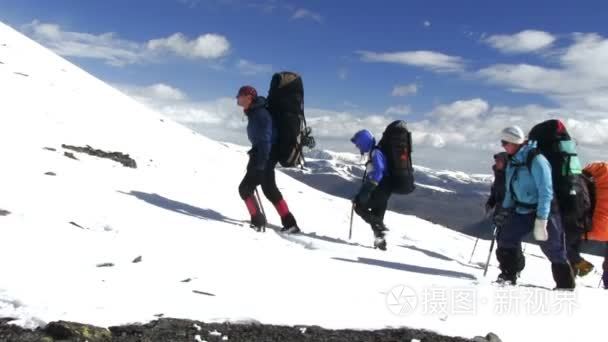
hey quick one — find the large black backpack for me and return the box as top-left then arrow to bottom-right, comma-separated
377,120 -> 415,194
266,71 -> 315,168
527,119 -> 590,233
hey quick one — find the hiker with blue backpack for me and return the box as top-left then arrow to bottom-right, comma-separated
236,85 -> 300,234
493,125 -> 575,289
351,121 -> 416,251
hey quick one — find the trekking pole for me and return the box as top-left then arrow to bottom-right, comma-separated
349,203 -> 355,240
469,238 -> 479,264
483,226 -> 498,277
254,188 -> 266,232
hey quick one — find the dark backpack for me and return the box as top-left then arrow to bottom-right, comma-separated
581,171 -> 596,235
266,71 -> 315,168
377,120 -> 415,194
526,119 -> 590,233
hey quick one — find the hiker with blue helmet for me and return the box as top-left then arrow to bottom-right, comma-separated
350,129 -> 391,250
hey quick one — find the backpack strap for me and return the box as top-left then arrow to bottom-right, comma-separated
509,148 -> 541,210
524,148 -> 540,174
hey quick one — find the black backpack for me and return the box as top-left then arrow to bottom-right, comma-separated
377,120 -> 415,194
580,171 -> 596,236
526,119 -> 590,233
266,71 -> 315,168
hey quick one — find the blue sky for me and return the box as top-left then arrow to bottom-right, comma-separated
1,0 -> 608,172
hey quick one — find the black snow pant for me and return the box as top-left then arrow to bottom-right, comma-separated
238,148 -> 283,204
564,227 -> 584,265
354,179 -> 392,232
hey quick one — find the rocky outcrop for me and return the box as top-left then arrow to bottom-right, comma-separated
61,145 -> 137,168
0,318 -> 501,342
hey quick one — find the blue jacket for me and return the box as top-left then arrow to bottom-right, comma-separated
502,143 -> 554,220
366,148 -> 388,185
246,97 -> 277,170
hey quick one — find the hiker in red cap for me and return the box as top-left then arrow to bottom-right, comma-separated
236,85 -> 300,234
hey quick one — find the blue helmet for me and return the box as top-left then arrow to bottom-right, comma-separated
350,129 -> 375,154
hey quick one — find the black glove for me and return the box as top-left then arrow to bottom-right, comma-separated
354,181 -> 377,209
493,207 -> 512,229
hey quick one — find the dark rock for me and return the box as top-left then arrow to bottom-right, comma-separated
45,321 -> 111,341
132,256 -> 142,263
0,209 -> 10,216
44,172 -> 56,176
62,144 -> 137,168
96,263 -> 115,268
13,72 -> 29,77
181,278 -> 192,283
0,319 -> 43,342
472,333 -> 502,342
43,147 -> 57,152
64,152 -> 78,160
69,221 -> 87,229
192,290 -> 215,297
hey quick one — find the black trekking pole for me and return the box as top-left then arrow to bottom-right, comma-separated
254,188 -> 266,232
469,238 -> 479,264
349,203 -> 355,240
349,168 -> 367,240
483,226 -> 498,277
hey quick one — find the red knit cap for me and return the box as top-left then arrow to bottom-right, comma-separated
236,85 -> 257,98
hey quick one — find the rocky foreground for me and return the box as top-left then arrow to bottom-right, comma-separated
0,318 -> 503,342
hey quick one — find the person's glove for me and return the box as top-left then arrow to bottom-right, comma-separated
493,207 -> 511,229
353,181 -> 377,209
533,218 -> 549,241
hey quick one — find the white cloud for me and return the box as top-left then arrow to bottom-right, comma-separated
478,33 -> 608,112
147,32 -> 230,59
236,59 -> 273,75
358,50 -> 465,73
292,8 -> 323,22
484,30 -> 556,54
22,20 -> 231,66
424,20 -> 431,28
338,68 -> 348,80
430,98 -> 489,120
392,84 -> 418,97
385,105 -> 412,116
119,83 -> 188,101
22,20 -> 143,66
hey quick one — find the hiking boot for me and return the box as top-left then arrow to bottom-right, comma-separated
552,263 -> 576,290
573,259 -> 594,278
496,272 -> 518,285
250,214 -> 266,232
280,225 -> 301,234
374,237 -> 387,251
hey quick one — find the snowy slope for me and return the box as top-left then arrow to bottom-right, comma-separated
0,21 -> 606,342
